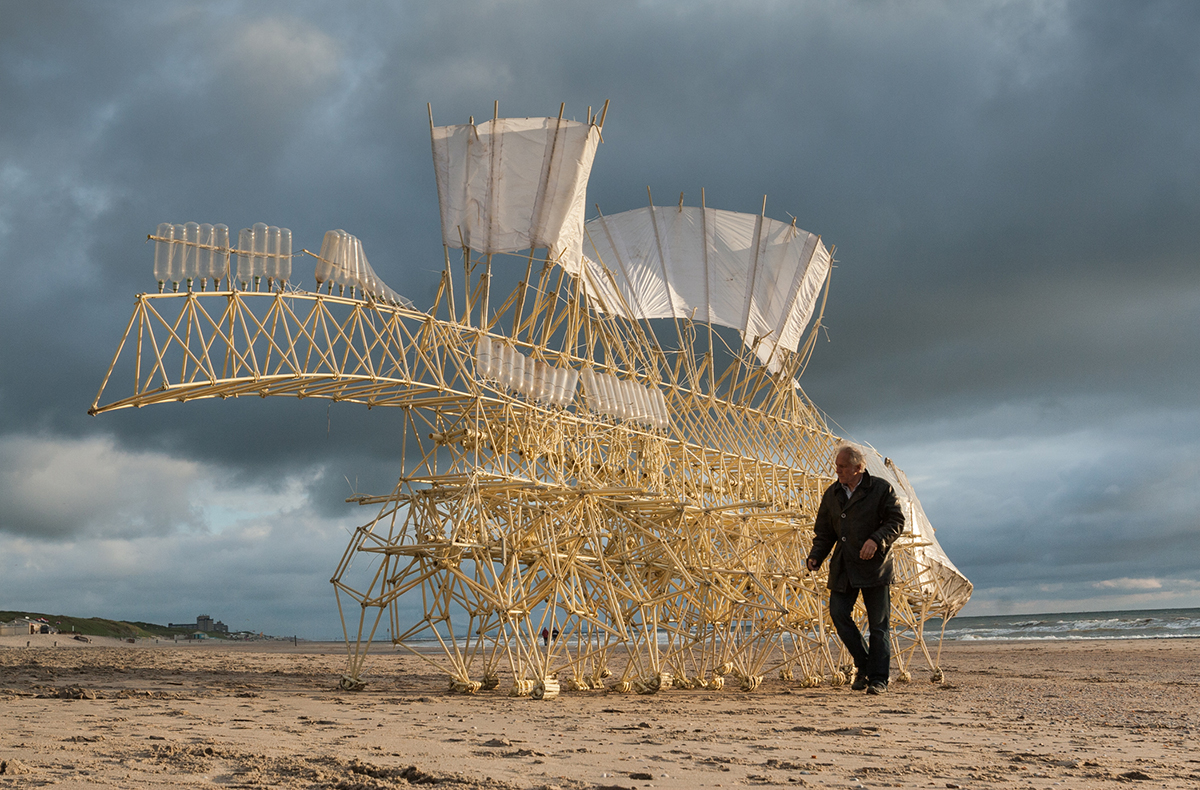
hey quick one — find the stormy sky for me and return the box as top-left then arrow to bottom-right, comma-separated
2,1 -> 1198,638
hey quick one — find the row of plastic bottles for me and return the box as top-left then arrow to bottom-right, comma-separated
154,222 -> 231,291
151,224 -> 410,307
315,230 -> 409,307
581,368 -> 670,429
153,222 -> 290,292
475,338 -> 579,408
236,223 -> 292,291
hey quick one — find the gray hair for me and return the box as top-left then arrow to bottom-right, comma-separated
834,443 -> 866,470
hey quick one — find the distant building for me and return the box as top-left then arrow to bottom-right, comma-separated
1,620 -> 28,636
2,618 -> 56,635
169,614 -> 228,633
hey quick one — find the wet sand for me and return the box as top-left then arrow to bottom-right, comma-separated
1,634 -> 1198,788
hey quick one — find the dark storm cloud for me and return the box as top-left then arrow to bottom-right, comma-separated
3,0 -> 1199,628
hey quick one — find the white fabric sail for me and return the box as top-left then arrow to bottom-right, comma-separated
863,449 -> 973,616
578,206 -> 831,373
432,116 -> 601,266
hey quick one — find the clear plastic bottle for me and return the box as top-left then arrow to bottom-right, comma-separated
236,228 -> 253,290
489,340 -> 504,379
251,222 -> 268,290
475,335 -> 492,380
171,224 -> 187,291
635,385 -> 653,426
563,369 -> 579,407
196,224 -> 213,291
333,230 -> 353,295
265,226 -> 280,290
534,361 -> 549,402
581,369 -> 599,412
653,388 -> 669,428
153,222 -> 174,293
316,230 -> 342,292
180,222 -> 200,290
550,367 -> 566,406
596,372 -> 612,416
211,224 -> 230,289
499,344 -> 514,389
277,227 -> 291,288
347,236 -> 366,298
511,351 -> 526,394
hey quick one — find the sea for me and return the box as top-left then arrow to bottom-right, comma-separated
936,607 -> 1200,642
398,607 -> 1200,648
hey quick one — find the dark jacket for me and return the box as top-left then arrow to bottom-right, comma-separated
807,469 -> 905,591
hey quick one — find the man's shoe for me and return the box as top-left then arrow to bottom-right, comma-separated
850,672 -> 869,691
866,682 -> 887,695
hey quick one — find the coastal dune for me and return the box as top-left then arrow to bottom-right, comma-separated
1,635 -> 1197,788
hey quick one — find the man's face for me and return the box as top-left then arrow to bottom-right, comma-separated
835,451 -> 865,487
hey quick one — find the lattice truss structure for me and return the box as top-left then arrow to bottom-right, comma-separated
91,105 -> 971,698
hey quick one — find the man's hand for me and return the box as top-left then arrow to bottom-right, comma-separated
859,538 -> 878,560
806,557 -> 819,572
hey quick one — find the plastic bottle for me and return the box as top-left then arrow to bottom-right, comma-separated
265,226 -> 281,290
171,224 -> 187,291
511,351 -> 526,395
488,340 -> 503,379
211,224 -> 230,289
562,369 -> 579,407
598,373 -> 616,417
653,388 -> 669,428
349,237 -> 367,298
476,336 -> 492,380
332,230 -> 353,295
499,345 -> 514,389
236,228 -> 253,290
533,361 -> 548,402
196,224 -> 213,290
550,367 -> 567,406
153,222 -> 174,292
581,369 -> 599,412
316,230 -> 342,292
277,228 -> 291,288
251,222 -> 268,290
640,386 -> 656,427
180,222 -> 200,291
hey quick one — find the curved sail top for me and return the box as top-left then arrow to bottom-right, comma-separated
577,206 -> 831,374
432,115 -> 602,266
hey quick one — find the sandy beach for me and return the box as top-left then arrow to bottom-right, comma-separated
1,634 -> 1197,789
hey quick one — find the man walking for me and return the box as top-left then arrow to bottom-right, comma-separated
806,444 -> 904,695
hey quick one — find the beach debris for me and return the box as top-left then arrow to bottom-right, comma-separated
1118,771 -> 1153,781
481,738 -> 512,747
41,686 -> 99,700
0,760 -> 32,776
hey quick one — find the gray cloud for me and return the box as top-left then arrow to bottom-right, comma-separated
3,0 -> 1200,633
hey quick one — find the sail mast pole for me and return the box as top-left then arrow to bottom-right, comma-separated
429,104 -> 458,324
702,187 -> 714,399
480,102 -> 500,329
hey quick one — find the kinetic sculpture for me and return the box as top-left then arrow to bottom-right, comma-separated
91,103 -> 971,697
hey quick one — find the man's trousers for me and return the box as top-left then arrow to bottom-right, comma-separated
829,584 -> 891,684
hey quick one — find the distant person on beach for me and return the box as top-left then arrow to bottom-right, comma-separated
806,444 -> 904,695
540,628 -> 550,647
